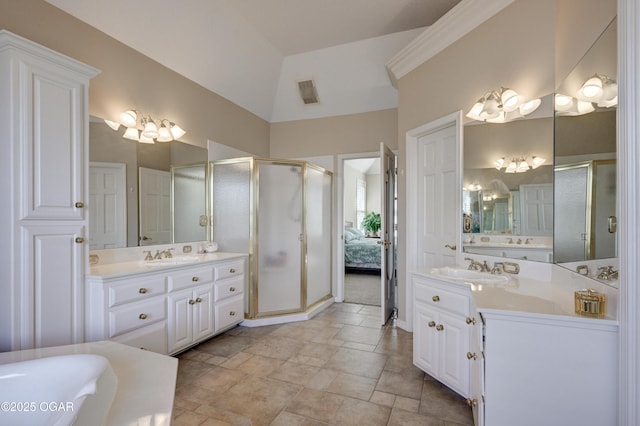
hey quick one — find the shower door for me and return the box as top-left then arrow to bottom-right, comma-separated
256,161 -> 303,316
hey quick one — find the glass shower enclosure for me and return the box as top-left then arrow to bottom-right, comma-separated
210,158 -> 333,319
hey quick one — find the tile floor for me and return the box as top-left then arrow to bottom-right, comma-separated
172,302 -> 473,426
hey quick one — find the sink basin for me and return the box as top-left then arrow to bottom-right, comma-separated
429,266 -> 510,284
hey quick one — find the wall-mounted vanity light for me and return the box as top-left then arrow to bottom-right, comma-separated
495,155 -> 546,173
555,73 -> 617,116
104,110 -> 186,144
466,87 -> 541,123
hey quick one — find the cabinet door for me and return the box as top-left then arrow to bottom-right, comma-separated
20,223 -> 85,349
167,289 -> 193,353
19,55 -> 88,221
193,285 -> 214,341
438,310 -> 470,397
413,303 -> 438,376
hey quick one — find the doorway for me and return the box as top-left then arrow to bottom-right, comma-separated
339,146 -> 397,325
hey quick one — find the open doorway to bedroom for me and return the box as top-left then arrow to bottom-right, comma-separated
343,157 -> 382,306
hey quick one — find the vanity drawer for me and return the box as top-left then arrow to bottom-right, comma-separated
214,276 -> 244,302
109,275 -> 166,307
109,297 -> 166,337
167,266 -> 214,292
214,259 -> 245,281
415,280 -> 469,316
215,296 -> 244,332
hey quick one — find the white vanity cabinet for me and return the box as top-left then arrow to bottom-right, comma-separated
472,310 -> 618,426
413,274 -> 471,397
86,254 -> 247,355
166,265 -> 216,353
0,31 -> 99,351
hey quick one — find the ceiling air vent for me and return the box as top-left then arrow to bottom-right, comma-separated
298,79 -> 319,105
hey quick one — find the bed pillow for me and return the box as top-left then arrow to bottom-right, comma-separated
350,228 -> 365,239
344,228 -> 359,242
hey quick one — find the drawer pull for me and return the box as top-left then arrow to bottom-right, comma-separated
195,297 -> 202,303
436,324 -> 444,331
229,287 -> 236,292
467,352 -> 477,360
189,299 -> 196,305
229,268 -> 236,273
75,202 -> 85,208
75,237 -> 85,244
229,311 -> 236,316
466,398 -> 477,407
428,321 -> 436,327
192,276 -> 199,282
432,295 -> 440,302
466,317 -> 476,325
139,313 -> 148,320
139,288 -> 148,294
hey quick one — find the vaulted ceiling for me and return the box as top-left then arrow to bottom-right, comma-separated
45,0 -> 460,122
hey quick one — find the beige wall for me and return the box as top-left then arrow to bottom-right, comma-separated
0,0 -> 270,156
269,108 -> 398,158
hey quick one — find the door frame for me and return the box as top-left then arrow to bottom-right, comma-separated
405,110 -> 463,332
336,151 -> 397,311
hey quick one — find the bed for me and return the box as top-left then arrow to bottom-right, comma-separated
344,228 -> 382,271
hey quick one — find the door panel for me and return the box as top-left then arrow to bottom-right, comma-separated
89,162 -> 126,249
139,167 -> 171,245
380,143 -> 396,324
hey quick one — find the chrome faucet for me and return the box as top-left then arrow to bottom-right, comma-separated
525,238 -> 533,244
490,262 -> 505,275
597,266 -> 618,280
144,250 -> 153,261
465,257 -> 489,272
153,250 -> 162,260
517,238 -> 522,244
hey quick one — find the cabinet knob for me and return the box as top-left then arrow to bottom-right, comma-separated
466,398 -> 477,407
229,268 -> 236,273
195,297 -> 202,303
75,202 -> 85,208
139,313 -> 148,320
466,317 -> 476,325
230,311 -> 236,316
428,321 -> 436,327
436,324 -> 444,331
467,352 -> 477,360
229,287 -> 236,292
192,276 -> 199,282
75,237 -> 85,244
432,295 -> 440,302
189,299 -> 196,305
139,288 -> 148,294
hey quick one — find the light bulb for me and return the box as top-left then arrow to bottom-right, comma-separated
505,161 -> 517,173
501,88 -> 521,112
156,125 -> 173,142
495,158 -> 505,170
120,110 -> 138,127
169,123 -> 186,140
479,97 -> 500,120
138,133 -> 155,144
104,119 -> 120,131
555,94 -> 574,112
142,119 -> 159,139
122,127 -> 139,141
520,98 -> 541,116
576,76 -> 603,102
531,156 -> 546,169
466,99 -> 484,121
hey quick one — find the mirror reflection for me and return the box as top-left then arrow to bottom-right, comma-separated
553,18 -> 617,270
89,117 -> 208,248
462,95 -> 554,262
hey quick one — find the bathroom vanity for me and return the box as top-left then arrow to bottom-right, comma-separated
413,266 -> 618,426
86,249 -> 247,355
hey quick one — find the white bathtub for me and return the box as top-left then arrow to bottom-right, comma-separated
0,354 -> 117,425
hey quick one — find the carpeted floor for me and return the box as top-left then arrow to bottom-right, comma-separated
344,271 -> 381,306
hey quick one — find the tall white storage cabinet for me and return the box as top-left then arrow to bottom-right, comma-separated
0,31 -> 99,351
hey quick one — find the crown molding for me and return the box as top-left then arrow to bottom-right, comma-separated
385,0 -> 514,86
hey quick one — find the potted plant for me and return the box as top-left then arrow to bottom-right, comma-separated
361,212 -> 381,237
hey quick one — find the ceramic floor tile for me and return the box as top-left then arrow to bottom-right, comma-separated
323,347 -> 387,379
376,370 -> 424,399
326,372 -> 377,401
173,303 -> 473,426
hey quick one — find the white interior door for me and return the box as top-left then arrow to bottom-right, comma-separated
89,162 -> 126,249
417,124 -> 459,270
139,167 -> 171,246
380,143 -> 396,325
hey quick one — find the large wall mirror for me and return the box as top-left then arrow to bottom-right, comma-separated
462,94 -> 554,262
554,18 -> 617,269
89,117 -> 209,249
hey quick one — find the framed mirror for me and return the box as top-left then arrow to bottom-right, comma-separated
554,18 -> 617,272
462,94 -> 554,262
89,117 -> 208,249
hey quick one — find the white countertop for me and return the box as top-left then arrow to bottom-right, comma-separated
414,266 -> 618,323
0,341 -> 178,426
88,252 -> 247,279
